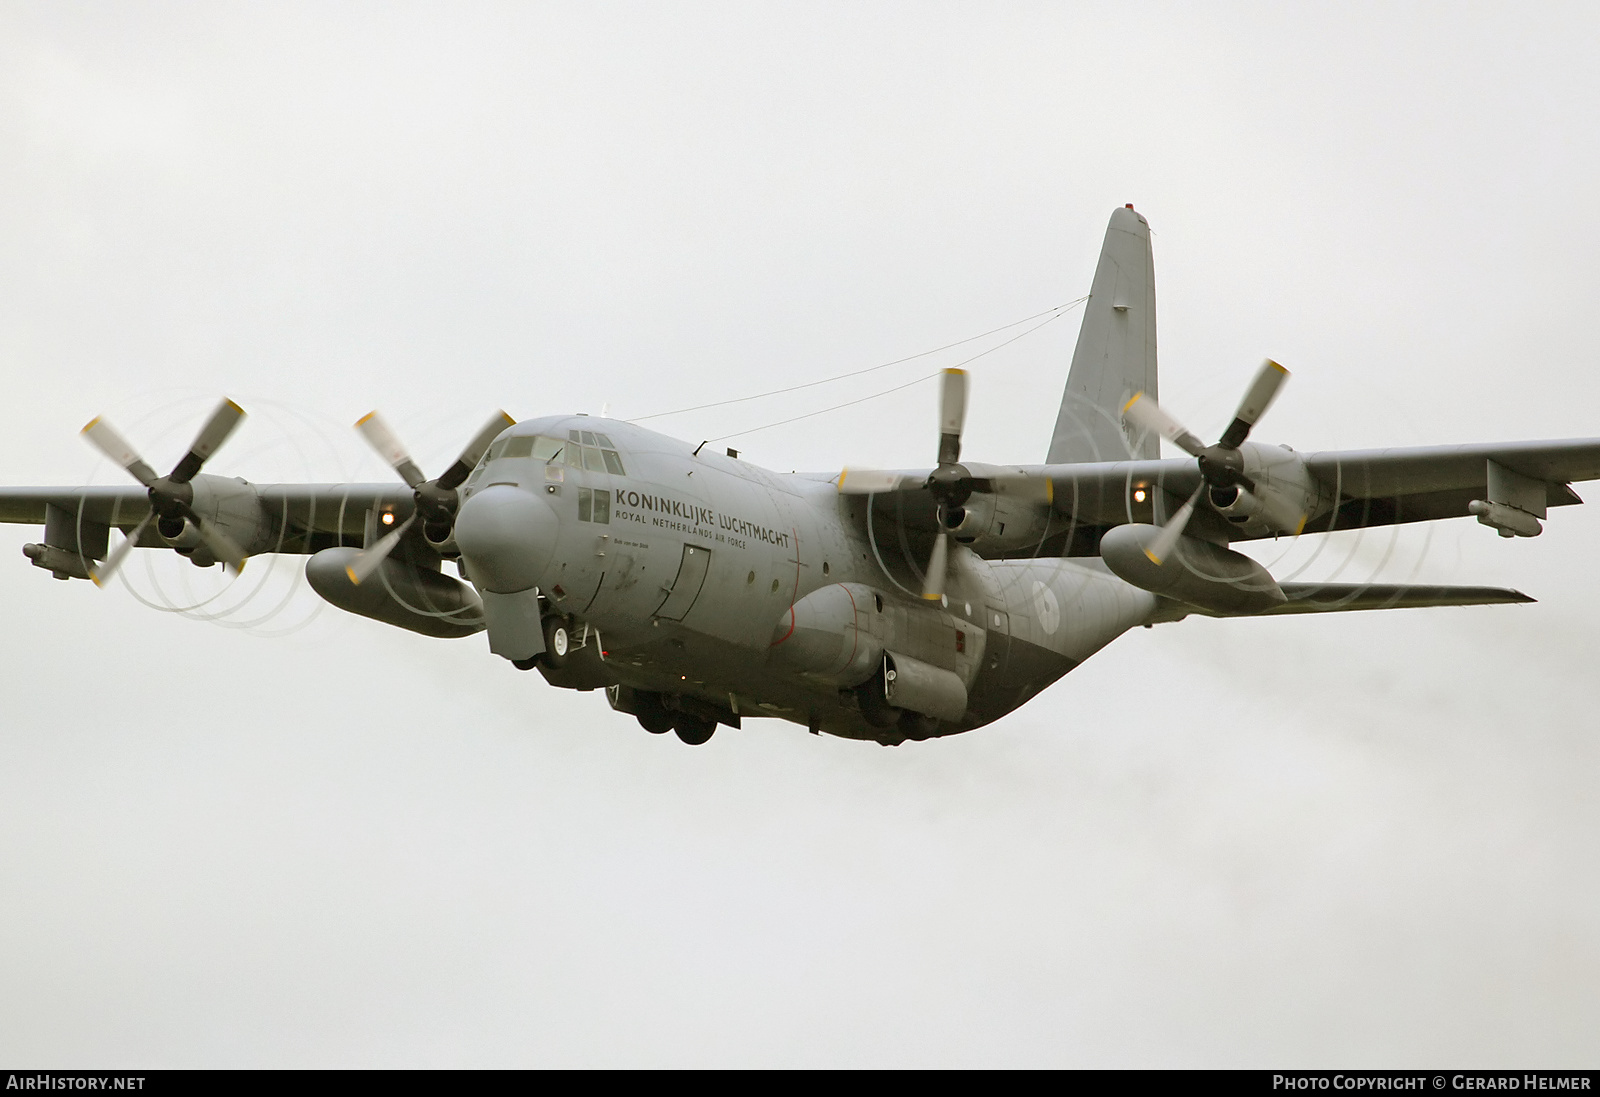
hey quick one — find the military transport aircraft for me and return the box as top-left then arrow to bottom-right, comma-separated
4,206 -> 1598,746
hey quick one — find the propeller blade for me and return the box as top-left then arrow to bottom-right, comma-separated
1243,486 -> 1309,536
937,368 -> 967,465
194,519 -> 249,574
436,411 -> 516,491
1217,359 -> 1289,449
355,411 -> 427,489
837,469 -> 914,494
90,514 -> 153,587
345,515 -> 415,585
1121,392 -> 1207,457
169,398 -> 246,483
921,531 -> 950,601
1144,485 -> 1205,565
81,417 -> 159,487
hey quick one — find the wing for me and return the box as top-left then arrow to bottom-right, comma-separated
0,481 -> 414,579
827,437 -> 1600,558
1297,439 -> 1600,530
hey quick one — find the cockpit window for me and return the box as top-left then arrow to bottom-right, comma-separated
483,432 -> 625,476
500,435 -> 564,461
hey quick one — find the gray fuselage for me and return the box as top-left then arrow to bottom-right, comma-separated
461,415 -> 1157,742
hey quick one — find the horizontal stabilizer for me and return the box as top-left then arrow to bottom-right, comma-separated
1182,583 -> 1534,618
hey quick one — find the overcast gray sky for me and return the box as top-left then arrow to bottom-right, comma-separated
1,1 -> 1597,1067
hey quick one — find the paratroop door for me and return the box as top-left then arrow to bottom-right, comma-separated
655,544 -> 711,621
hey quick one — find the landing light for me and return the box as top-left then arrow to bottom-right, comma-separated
1133,488 -> 1148,504
381,512 -> 395,526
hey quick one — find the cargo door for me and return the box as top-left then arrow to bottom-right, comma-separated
656,544 -> 712,621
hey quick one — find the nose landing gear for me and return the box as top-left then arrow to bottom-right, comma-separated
671,715 -> 715,746
606,685 -> 729,744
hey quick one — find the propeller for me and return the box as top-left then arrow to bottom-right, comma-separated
837,368 -> 1057,601
840,369 -> 972,601
917,369 -> 972,601
346,410 -> 515,584
81,399 -> 249,585
1121,359 -> 1309,546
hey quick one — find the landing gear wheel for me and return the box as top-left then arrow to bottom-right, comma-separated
511,656 -> 540,671
898,711 -> 940,741
856,676 -> 899,729
637,709 -> 673,734
672,715 -> 716,746
539,616 -> 571,669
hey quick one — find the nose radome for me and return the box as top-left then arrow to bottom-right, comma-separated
454,485 -> 559,593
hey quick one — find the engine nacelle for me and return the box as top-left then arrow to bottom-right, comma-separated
184,475 -> 277,555
1208,443 -> 1329,535
943,465 -> 1054,553
306,547 -> 484,639
1100,524 -> 1285,614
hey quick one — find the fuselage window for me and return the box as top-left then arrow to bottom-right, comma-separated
578,487 -> 611,524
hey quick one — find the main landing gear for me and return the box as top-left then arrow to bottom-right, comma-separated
854,675 -> 941,745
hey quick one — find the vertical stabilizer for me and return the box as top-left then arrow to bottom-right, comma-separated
1045,206 -> 1158,463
